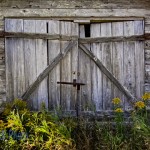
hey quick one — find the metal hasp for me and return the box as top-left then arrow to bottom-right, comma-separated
57,79 -> 85,117
57,79 -> 85,90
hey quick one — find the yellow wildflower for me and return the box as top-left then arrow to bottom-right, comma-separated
112,98 -> 121,105
114,108 -> 123,113
135,101 -> 145,109
142,93 -> 150,101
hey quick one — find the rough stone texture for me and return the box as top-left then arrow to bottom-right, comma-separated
0,16 -> 5,102
0,0 -> 150,9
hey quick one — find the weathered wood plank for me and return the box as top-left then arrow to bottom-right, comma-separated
5,19 -> 14,100
0,53 -> 4,59
112,22 -> 124,107
35,20 -> 48,109
79,25 -> 92,111
0,31 -> 78,40
91,23 -> 102,111
123,21 -> 135,110
0,39 -> 4,48
145,18 -> 150,25
5,19 -> 25,100
0,71 -> 6,96
79,44 -> 136,104
2,31 -> 150,41
48,20 -> 61,110
15,23 -> 25,98
22,41 -> 76,101
145,65 -> 150,82
145,24 -> 150,33
145,83 -> 150,92
79,35 -> 146,43
74,20 -> 90,23
145,50 -> 150,61
24,20 -> 37,110
145,40 -> 150,49
134,20 -> 145,98
0,60 -> 4,66
71,22 -> 78,110
101,22 -> 112,110
0,0 -> 150,9
0,68 -> 5,76
60,21 -> 72,111
0,9 -> 149,18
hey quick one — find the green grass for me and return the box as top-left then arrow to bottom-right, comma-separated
0,94 -> 149,150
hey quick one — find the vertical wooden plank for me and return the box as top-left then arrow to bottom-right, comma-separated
5,19 -> 15,101
35,20 -> 48,109
71,22 -> 78,110
5,19 -> 25,100
48,20 -> 61,110
112,22 -> 124,107
134,20 -> 145,98
60,21 -> 72,111
123,21 -> 135,110
90,24 -> 103,111
79,25 -> 92,111
101,23 -> 112,110
24,20 -> 37,110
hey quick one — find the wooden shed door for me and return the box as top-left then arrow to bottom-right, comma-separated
5,19 -> 78,111
79,21 -> 144,111
5,19 -> 144,111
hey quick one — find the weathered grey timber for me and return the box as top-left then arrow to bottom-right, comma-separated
91,23 -> 102,111
5,19 -> 25,101
22,41 -> 76,101
35,20 -> 48,110
112,22 -> 124,107
3,19 -> 149,111
0,0 -> 150,112
79,44 -> 136,104
134,21 -> 145,98
79,25 -> 92,111
101,22 -> 112,110
0,31 -> 78,40
0,9 -> 150,18
48,20 -> 61,110
79,35 -> 149,43
60,22 -> 75,111
0,0 -> 150,9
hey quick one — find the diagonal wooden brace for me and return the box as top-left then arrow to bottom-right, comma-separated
22,40 -> 77,100
79,43 -> 137,105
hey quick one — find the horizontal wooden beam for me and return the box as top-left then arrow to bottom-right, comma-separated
74,20 -> 90,24
1,31 -> 150,43
0,31 -> 78,40
79,44 -> 137,104
3,17 -> 144,22
0,9 -> 148,18
22,40 -> 77,100
79,34 -> 150,43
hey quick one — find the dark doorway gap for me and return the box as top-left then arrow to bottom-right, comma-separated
84,24 -> 91,37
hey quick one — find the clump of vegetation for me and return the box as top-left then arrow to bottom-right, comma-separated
0,93 -> 150,150
0,99 -> 75,150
